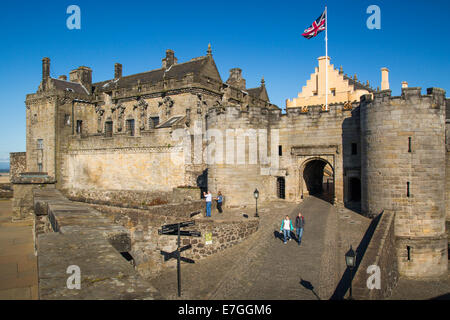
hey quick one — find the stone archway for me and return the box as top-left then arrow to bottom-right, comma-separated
301,157 -> 335,204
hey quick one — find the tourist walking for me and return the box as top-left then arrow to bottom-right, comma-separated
204,191 -> 212,217
216,191 -> 223,213
279,215 -> 294,244
295,212 -> 305,246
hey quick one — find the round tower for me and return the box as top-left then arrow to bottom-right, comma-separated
360,87 -> 448,278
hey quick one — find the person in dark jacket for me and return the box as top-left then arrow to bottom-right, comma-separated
216,191 -> 223,213
295,212 -> 305,246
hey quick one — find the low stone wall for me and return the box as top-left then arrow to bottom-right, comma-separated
90,202 -> 258,279
352,210 -> 398,300
9,152 -> 26,180
32,188 -> 161,299
62,186 -> 201,209
0,182 -> 12,199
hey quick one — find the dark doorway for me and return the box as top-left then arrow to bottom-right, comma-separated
196,169 -> 208,198
303,159 -> 334,204
348,177 -> 361,202
277,177 -> 285,199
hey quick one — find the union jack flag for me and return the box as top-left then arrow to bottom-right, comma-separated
302,10 -> 326,39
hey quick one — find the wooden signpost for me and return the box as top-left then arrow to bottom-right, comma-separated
159,217 -> 201,297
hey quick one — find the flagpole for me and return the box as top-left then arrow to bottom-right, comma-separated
325,5 -> 328,111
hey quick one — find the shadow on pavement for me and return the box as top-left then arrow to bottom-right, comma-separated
300,278 -> 321,300
429,293 -> 450,300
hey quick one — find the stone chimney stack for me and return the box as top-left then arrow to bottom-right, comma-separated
402,81 -> 408,89
381,67 -> 390,90
162,49 -> 177,69
226,68 -> 246,90
69,66 -> 92,93
42,57 -> 50,81
115,63 -> 122,79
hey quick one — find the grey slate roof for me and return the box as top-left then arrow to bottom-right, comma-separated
50,78 -> 89,95
247,85 -> 269,102
93,56 -> 220,92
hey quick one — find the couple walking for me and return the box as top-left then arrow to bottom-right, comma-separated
279,212 -> 305,245
203,190 -> 223,217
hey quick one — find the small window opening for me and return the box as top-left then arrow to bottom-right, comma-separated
407,182 -> 410,197
126,119 -> 135,136
105,121 -> 113,137
76,120 -> 83,134
408,137 -> 412,153
407,246 -> 411,261
278,145 -> 282,156
351,143 -> 357,155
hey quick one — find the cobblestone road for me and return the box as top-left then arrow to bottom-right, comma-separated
151,197 -> 339,300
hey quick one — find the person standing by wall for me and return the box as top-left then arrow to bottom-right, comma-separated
279,215 -> 294,244
216,191 -> 223,214
204,191 -> 212,217
295,212 -> 305,246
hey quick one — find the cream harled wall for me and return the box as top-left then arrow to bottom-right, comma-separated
286,56 -> 371,108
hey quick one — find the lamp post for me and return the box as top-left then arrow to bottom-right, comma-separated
254,189 -> 259,217
345,245 -> 356,300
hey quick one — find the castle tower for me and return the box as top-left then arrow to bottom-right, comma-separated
360,87 -> 448,278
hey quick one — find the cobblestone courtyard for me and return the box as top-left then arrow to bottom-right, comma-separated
150,197 -> 372,300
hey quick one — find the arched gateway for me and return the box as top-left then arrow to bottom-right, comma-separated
300,157 -> 335,204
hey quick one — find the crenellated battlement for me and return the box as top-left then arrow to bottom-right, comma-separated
361,87 -> 447,111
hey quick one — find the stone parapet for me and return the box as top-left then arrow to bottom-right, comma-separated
352,210 -> 398,300
33,188 -> 161,299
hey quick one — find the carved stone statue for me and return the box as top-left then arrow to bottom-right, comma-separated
158,96 -> 174,116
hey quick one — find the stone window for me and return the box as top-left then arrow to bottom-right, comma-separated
331,88 -> 336,96
408,137 -> 412,152
76,120 -> 83,134
37,163 -> 43,172
351,143 -> 357,155
37,139 -> 44,150
278,145 -> 282,156
126,119 -> 135,136
105,121 -> 113,137
149,116 -> 160,129
407,182 -> 410,197
64,114 -> 71,126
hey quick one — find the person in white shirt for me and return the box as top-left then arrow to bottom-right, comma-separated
204,191 -> 212,217
279,215 -> 294,244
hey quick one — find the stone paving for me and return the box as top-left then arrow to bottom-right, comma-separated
150,196 -> 371,300
0,199 -> 38,299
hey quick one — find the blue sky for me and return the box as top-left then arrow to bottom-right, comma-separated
0,0 -> 449,163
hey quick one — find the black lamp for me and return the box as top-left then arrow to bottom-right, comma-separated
254,189 -> 259,217
345,245 -> 356,300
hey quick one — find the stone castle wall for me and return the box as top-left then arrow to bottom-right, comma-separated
361,88 -> 448,278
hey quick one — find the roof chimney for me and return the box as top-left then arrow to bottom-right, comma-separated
162,49 -> 177,69
381,67 -> 390,90
115,63 -> 122,79
42,57 -> 50,81
226,68 -> 246,90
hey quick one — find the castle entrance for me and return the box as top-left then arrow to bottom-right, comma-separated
301,158 -> 335,204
